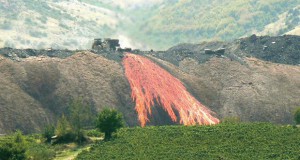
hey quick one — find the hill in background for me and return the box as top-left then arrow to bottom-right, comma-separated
0,0 -> 299,50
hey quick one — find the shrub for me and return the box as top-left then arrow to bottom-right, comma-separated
26,143 -> 55,160
54,114 -> 76,144
85,129 -> 103,137
43,124 -> 55,143
96,108 -> 124,140
294,107 -> 300,125
0,131 -> 27,160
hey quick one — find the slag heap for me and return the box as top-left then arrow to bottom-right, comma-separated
123,53 -> 220,127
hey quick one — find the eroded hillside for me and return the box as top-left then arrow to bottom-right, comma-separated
0,52 -> 137,133
0,35 -> 299,133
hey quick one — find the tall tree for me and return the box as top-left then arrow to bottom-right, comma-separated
55,114 -> 71,138
96,108 -> 124,140
68,98 -> 94,142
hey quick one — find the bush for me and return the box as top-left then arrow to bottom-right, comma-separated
54,114 -> 76,144
0,131 -> 27,160
53,132 -> 77,144
96,108 -> 124,140
294,107 -> 300,125
85,129 -> 103,137
43,124 -> 55,143
26,143 -> 55,160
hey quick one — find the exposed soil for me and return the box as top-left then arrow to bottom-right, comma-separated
0,35 -> 299,133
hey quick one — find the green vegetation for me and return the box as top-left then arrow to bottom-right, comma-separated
294,107 -> 300,124
221,116 -> 241,124
85,129 -> 103,138
96,108 -> 124,140
67,98 -> 95,143
1,1 -> 299,49
77,123 -> 300,160
0,131 -> 55,160
0,131 -> 27,160
132,0 -> 300,49
53,98 -> 95,144
0,105 -> 120,159
0,130 -> 93,160
1,122 -> 300,159
26,141 -> 55,160
43,125 -> 55,143
55,114 -> 76,144
54,143 -> 90,160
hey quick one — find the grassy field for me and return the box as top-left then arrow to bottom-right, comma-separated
76,123 -> 300,160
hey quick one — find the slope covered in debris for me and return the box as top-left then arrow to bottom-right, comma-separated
0,35 -> 299,133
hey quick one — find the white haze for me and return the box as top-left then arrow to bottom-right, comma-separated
111,0 -> 164,9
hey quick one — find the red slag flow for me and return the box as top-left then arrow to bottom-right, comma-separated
123,53 -> 220,127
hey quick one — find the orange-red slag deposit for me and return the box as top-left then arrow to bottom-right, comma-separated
123,53 -> 220,127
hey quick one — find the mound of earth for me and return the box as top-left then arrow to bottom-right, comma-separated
0,35 -> 299,133
238,35 -> 300,65
149,35 -> 300,125
0,52 -> 137,133
149,56 -> 300,124
155,35 -> 299,66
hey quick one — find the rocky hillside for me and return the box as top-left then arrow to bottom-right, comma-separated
0,35 -> 299,134
0,0 -> 299,50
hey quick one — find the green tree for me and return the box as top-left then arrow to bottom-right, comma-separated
96,108 -> 124,140
55,114 -> 74,143
294,107 -> 300,125
55,114 -> 71,136
42,124 -> 55,143
68,98 -> 94,143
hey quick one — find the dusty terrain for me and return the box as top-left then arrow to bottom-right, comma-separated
0,52 -> 137,133
0,35 -> 299,133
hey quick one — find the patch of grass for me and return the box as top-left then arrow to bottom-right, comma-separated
77,123 -> 300,160
54,143 -> 90,160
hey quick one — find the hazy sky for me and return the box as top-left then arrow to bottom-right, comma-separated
111,0 -> 164,8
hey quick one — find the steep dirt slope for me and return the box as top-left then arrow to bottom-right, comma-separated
0,55 -> 52,134
0,52 -> 137,133
150,56 -> 300,124
148,35 -> 300,124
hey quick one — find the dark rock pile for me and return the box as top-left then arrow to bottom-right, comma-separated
152,35 -> 300,66
0,47 -> 77,60
238,35 -> 300,65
